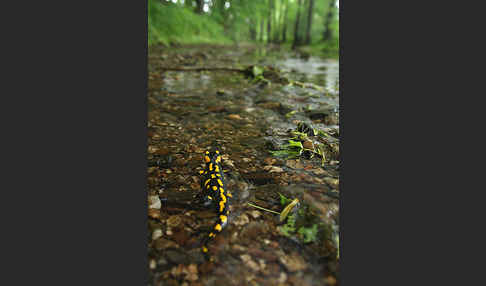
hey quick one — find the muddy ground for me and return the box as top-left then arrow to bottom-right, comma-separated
147,44 -> 340,286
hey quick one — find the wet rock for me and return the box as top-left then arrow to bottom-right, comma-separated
207,105 -> 226,113
240,221 -> 269,242
167,215 -> 182,227
148,209 -> 161,220
264,157 -> 277,165
227,114 -> 242,120
233,213 -> 250,226
148,145 -> 159,154
149,195 -> 162,209
248,210 -> 262,219
286,160 -> 305,169
172,229 -> 191,246
326,275 -> 337,286
240,254 -> 260,272
152,229 -> 163,240
263,165 -> 284,173
154,238 -> 178,250
277,251 -> 307,272
165,250 -> 189,264
323,177 -> 339,188
302,140 -> 314,150
241,172 -> 275,185
149,259 -> 157,270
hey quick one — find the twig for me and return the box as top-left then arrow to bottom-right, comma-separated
247,202 -> 280,214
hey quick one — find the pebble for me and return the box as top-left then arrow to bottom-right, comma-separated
167,215 -> 182,227
240,254 -> 260,272
248,210 -> 262,219
233,213 -> 250,226
278,251 -> 308,272
149,259 -> 157,270
263,165 -> 283,173
323,177 -> 339,188
152,228 -> 163,240
302,140 -> 314,150
227,114 -> 243,120
148,209 -> 161,219
148,195 -> 161,209
154,238 -> 178,250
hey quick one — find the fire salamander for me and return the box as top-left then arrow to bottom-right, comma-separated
199,148 -> 232,254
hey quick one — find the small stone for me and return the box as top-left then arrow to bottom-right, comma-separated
152,228 -> 163,240
278,272 -> 287,283
148,209 -> 161,219
249,210 -> 261,219
148,145 -> 159,154
323,177 -> 339,188
286,160 -> 304,169
233,213 -> 250,226
326,276 -> 337,286
263,157 -> 276,165
167,215 -> 182,227
302,140 -> 314,150
278,252 -> 307,272
227,114 -> 242,120
242,157 -> 252,163
263,165 -> 283,173
148,195 -> 161,209
240,254 -> 260,272
154,237 -> 178,250
149,259 -> 157,270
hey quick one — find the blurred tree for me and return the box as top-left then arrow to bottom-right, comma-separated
323,0 -> 335,41
305,0 -> 314,44
281,0 -> 289,42
292,0 -> 303,49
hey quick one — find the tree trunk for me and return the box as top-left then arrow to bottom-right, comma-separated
260,19 -> 265,42
323,0 -> 335,41
195,0 -> 204,14
282,0 -> 289,42
305,0 -> 314,44
267,0 -> 273,43
292,0 -> 303,49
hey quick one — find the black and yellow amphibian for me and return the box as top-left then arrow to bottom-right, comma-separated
199,148 -> 232,253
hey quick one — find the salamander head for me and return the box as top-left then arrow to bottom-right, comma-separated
203,148 -> 222,164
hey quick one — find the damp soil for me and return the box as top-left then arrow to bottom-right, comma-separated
148,44 -> 340,286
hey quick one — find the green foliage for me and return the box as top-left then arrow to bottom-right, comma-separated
148,0 -> 339,55
298,224 -> 319,243
278,213 -> 297,236
148,0 -> 230,46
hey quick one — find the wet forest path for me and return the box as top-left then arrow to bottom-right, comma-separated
148,44 -> 340,286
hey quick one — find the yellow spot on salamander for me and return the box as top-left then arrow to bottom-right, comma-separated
215,156 -> 221,163
220,193 -> 226,203
227,192 -> 233,198
220,215 -> 227,223
204,156 -> 210,163
206,151 -> 209,155
215,150 -> 219,154
207,196 -> 212,200
211,174 -> 216,179
202,246 -> 208,252
209,232 -> 215,237
214,224 -> 222,232
219,201 -> 225,212
209,163 -> 213,171
199,170 -> 204,174
207,185 -> 210,189
216,173 -> 221,177
205,179 -> 210,186
212,186 -> 218,191
217,179 -> 223,187
214,165 -> 219,172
